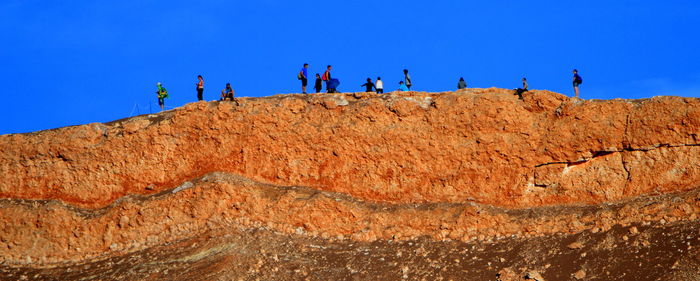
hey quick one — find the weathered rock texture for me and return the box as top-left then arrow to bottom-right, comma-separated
1,89 -> 699,280
1,89 -> 698,209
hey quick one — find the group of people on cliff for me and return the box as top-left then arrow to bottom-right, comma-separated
155,75 -> 236,111
154,65 -> 582,111
296,64 -> 413,94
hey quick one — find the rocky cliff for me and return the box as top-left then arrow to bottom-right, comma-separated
1,89 -> 699,280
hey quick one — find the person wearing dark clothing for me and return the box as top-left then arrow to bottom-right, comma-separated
514,77 -> 528,100
196,75 -> 204,101
361,78 -> 376,92
572,69 -> 582,98
322,65 -> 333,93
299,63 -> 309,94
457,77 -> 467,89
220,83 -> 234,101
314,74 -> 323,93
403,69 -> 412,90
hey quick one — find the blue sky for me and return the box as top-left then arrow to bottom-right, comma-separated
1,0 -> 699,134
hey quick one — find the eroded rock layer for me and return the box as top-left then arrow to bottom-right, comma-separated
1,89 -> 699,280
1,89 -> 698,209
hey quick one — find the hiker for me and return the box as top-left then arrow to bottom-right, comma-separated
457,77 -> 467,89
322,65 -> 332,93
572,69 -> 582,98
196,75 -> 204,101
220,83 -> 234,101
298,63 -> 309,94
314,73 -> 323,93
514,77 -> 528,99
403,69 -> 412,90
156,82 -> 168,111
376,77 -> 384,93
361,78 -> 375,92
398,81 -> 409,91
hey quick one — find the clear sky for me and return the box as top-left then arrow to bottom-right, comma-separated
1,1 -> 699,134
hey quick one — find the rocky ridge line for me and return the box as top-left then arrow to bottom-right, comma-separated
1,89 -> 698,210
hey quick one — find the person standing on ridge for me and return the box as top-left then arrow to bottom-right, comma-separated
322,65 -> 332,93
572,69 -> 582,98
299,63 -> 309,94
398,81 -> 409,92
376,77 -> 384,93
361,78 -> 376,92
156,82 -> 168,111
403,69 -> 412,90
220,83 -> 234,101
457,77 -> 467,89
196,75 -> 204,101
314,73 -> 323,93
514,77 -> 528,99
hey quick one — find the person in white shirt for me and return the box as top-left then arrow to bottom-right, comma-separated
375,77 -> 384,93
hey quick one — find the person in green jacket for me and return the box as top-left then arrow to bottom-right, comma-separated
156,82 -> 168,111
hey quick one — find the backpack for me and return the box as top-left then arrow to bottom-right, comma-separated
297,72 -> 303,80
575,75 -> 583,84
322,71 -> 329,81
159,88 -> 169,98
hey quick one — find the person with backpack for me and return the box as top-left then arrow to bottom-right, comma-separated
573,69 -> 582,98
314,73 -> 323,93
196,75 -> 204,101
156,82 -> 168,111
514,77 -> 528,100
403,69 -> 412,90
322,65 -> 333,93
220,83 -> 234,101
457,77 -> 467,89
398,81 -> 409,92
361,78 -> 376,92
376,77 -> 384,93
298,63 -> 309,94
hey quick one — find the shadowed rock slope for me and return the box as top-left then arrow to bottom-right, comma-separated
1,89 -> 699,280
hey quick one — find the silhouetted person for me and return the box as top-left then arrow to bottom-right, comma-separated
221,83 -> 234,101
196,75 -> 204,101
514,77 -> 528,100
376,77 -> 384,93
573,69 -> 582,98
314,73 -> 323,93
398,81 -> 409,92
361,78 -> 376,92
322,65 -> 332,93
457,77 -> 467,89
299,63 -> 309,94
403,69 -> 412,90
156,82 -> 168,111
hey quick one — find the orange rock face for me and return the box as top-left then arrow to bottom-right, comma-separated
1,89 -> 698,209
0,89 -> 699,271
